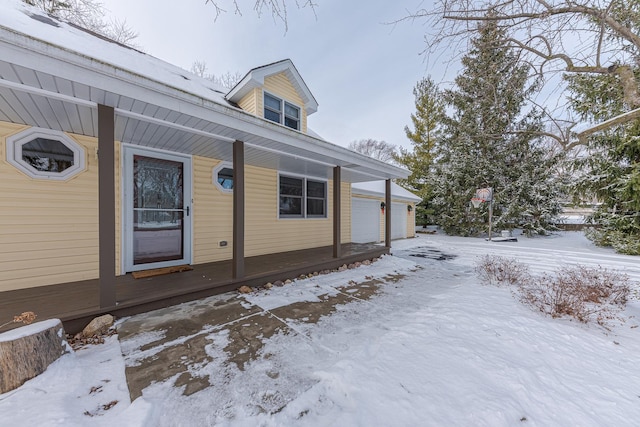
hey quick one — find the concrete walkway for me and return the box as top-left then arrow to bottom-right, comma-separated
116,270 -> 406,401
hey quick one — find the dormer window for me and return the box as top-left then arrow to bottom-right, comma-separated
264,92 -> 300,131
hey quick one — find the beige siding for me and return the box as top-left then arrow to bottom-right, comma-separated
238,88 -> 259,116
340,182 -> 351,243
192,163 -> 349,261
114,140 -> 122,274
0,123 -> 100,291
407,202 -> 416,238
192,156 -> 233,264
244,166 -> 343,256
264,73 -> 308,133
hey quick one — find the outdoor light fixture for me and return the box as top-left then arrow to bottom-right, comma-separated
407,205 -> 413,212
380,202 -> 386,210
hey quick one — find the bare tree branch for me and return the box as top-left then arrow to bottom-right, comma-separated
204,0 -> 318,31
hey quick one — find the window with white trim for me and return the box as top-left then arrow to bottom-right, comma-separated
6,127 -> 85,180
279,174 -> 326,218
264,92 -> 300,131
213,162 -> 233,193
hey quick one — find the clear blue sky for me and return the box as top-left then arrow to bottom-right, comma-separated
102,0 -> 450,150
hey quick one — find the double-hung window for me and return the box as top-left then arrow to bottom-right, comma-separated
279,175 -> 326,218
264,92 -> 300,131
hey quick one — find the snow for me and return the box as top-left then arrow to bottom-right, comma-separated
0,318 -> 61,342
0,0 -> 230,105
352,181 -> 422,202
2,232 -> 640,426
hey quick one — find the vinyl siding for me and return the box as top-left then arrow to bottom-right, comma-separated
340,182 -> 351,243
192,156 -> 233,264
193,163 -> 350,262
244,166 -> 349,257
114,141 -> 122,274
263,73 -> 308,133
237,88 -> 259,116
407,203 -> 415,238
0,123 -> 100,291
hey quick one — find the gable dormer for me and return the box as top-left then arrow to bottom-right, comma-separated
226,59 -> 318,134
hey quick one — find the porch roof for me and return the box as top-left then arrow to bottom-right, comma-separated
0,0 -> 408,183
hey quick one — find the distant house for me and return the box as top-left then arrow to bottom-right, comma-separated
351,181 -> 421,243
0,0 -> 408,329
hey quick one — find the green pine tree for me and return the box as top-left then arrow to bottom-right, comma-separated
430,19 -> 563,236
396,77 -> 445,225
566,71 -> 640,254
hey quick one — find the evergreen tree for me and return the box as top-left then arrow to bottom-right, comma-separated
396,77 -> 445,225
566,71 -> 640,254
430,19 -> 563,236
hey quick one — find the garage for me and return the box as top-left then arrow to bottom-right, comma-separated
351,181 -> 421,243
351,198 -> 381,243
391,202 -> 408,240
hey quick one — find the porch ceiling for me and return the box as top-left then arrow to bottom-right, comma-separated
0,60 -> 406,183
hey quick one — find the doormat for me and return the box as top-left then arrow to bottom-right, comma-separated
131,265 -> 193,279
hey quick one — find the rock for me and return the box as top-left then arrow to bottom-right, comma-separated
312,271 -> 319,276
82,314 -> 114,337
273,280 -> 284,287
238,285 -> 252,294
362,260 -> 371,266
298,274 -> 307,280
338,264 -> 348,272
264,282 -> 273,290
284,279 -> 292,284
348,264 -> 356,269
354,262 -> 362,268
1,319 -> 68,394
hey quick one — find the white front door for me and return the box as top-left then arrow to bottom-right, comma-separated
123,146 -> 192,272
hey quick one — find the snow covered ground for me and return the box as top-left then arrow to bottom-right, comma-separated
2,231 -> 640,426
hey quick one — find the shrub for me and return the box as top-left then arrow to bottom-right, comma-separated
474,255 -> 530,287
519,266 -> 630,326
475,256 -> 632,327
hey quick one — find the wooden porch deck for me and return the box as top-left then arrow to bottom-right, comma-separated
0,243 -> 387,334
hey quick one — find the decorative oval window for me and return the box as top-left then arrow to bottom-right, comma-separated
213,162 -> 233,193
6,127 -> 85,180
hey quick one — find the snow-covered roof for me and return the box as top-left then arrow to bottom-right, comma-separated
1,0 -> 234,104
352,181 -> 422,202
226,59 -> 319,114
0,0 -> 410,183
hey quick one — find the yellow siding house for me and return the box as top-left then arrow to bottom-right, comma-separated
0,1 -> 409,329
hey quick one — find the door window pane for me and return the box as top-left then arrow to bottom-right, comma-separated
133,155 -> 185,265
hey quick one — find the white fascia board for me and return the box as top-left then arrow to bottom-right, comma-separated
0,31 -> 404,180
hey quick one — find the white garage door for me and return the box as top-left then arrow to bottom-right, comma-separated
351,198 -> 380,243
391,202 -> 407,240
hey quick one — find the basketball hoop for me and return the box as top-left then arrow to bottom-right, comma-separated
471,197 -> 484,208
475,187 -> 493,202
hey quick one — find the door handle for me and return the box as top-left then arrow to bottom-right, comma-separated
185,206 -> 190,217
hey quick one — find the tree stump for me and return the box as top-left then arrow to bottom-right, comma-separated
0,319 -> 69,394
